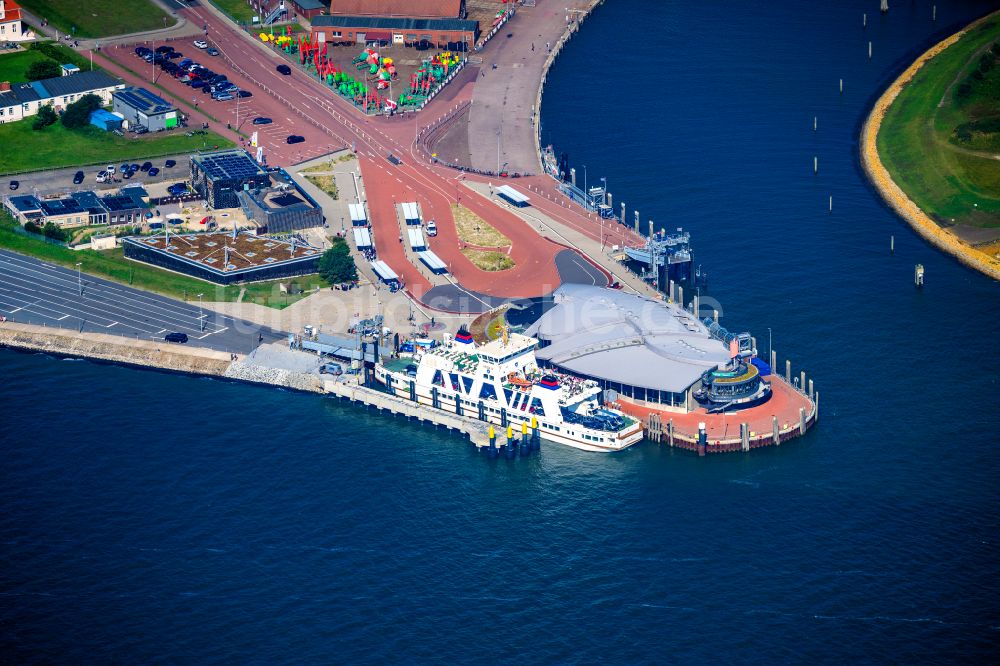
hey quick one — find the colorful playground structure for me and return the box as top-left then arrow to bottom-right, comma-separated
258,32 -> 465,114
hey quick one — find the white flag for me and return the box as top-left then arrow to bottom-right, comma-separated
250,131 -> 258,148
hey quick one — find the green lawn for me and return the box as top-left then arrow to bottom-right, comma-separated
0,42 -> 99,83
877,16 -> 1000,228
17,0 -> 172,39
209,0 -> 258,24
0,120 -> 233,175
0,212 -> 324,309
0,49 -> 52,82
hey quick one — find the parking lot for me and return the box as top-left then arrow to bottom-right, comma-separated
6,155 -> 192,199
0,250 -> 286,353
101,39 -> 342,165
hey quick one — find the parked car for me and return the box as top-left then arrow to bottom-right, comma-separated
119,163 -> 129,173
178,58 -> 193,68
164,159 -> 176,168
252,116 -> 272,125
122,170 -> 133,180
190,80 -> 206,89
148,167 -> 160,176
135,46 -> 151,57
206,48 -> 219,56
212,92 -> 234,101
164,332 -> 189,343
319,362 -> 343,376
95,171 -> 109,183
426,220 -> 438,236
276,64 -> 291,75
155,45 -> 173,54
286,135 -> 305,144
129,164 -> 140,173
139,162 -> 152,172
72,171 -> 84,184
167,51 -> 183,59
8,180 -> 18,190
194,40 -> 208,49
235,90 -> 252,98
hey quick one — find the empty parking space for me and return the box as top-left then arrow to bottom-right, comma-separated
0,250 -> 285,352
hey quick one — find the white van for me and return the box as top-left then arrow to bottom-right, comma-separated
426,219 -> 437,237
106,164 -> 116,174
96,171 -> 109,183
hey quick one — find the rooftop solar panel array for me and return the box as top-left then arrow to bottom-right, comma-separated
195,151 -> 266,180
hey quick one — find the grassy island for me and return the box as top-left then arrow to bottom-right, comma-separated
865,11 -> 1000,279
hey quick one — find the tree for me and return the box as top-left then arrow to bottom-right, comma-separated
61,93 -> 102,129
23,221 -> 42,235
25,59 -> 61,81
318,237 -> 357,283
42,222 -> 68,242
32,104 -> 58,130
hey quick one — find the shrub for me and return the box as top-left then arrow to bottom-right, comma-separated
25,60 -> 62,81
32,104 -> 58,130
23,221 -> 42,235
42,222 -> 68,242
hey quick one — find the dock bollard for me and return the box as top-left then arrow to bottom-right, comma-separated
520,422 -> 530,456
488,425 -> 498,458
531,416 -> 541,450
505,426 -> 516,458
697,422 -> 707,457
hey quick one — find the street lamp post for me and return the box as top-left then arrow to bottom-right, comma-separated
583,164 -> 588,210
76,262 -> 82,295
197,293 -> 204,331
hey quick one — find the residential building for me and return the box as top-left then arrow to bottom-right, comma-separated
0,0 -> 32,42
0,71 -> 124,123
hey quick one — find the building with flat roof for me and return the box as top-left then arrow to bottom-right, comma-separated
524,284 -> 731,410
112,86 -> 178,132
328,0 -> 464,19
0,70 -> 124,123
190,149 -> 271,209
122,230 -> 321,284
312,14 -> 477,48
3,194 -> 43,224
37,197 -> 88,228
237,172 -> 324,233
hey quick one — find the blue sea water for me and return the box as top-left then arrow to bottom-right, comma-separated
3,0 -> 1000,662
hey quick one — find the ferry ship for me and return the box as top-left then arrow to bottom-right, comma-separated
373,327 -> 645,452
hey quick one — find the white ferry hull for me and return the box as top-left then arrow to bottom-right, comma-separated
376,370 -> 643,453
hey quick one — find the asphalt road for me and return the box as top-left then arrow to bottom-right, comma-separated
0,249 -> 285,353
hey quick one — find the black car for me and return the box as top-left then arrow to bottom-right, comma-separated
140,161 -> 153,172
148,167 -> 160,177
8,180 -> 18,191
252,116 -> 272,125
155,45 -> 174,54
164,159 -> 176,168
286,135 -> 305,144
167,51 -> 183,59
206,48 -> 220,56
164,332 -> 189,343
236,90 -> 252,98
190,80 -> 206,89
135,46 -> 151,56
73,170 -> 84,184
276,64 -> 291,75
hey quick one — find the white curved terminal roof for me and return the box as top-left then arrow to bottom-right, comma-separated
523,284 -> 730,393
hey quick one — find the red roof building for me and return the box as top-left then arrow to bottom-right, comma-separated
0,0 -> 26,41
328,0 -> 464,20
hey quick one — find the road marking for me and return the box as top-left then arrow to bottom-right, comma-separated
57,314 -> 70,320
105,322 -> 118,328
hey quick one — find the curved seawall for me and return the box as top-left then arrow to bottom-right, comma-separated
860,11 -> 1000,282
